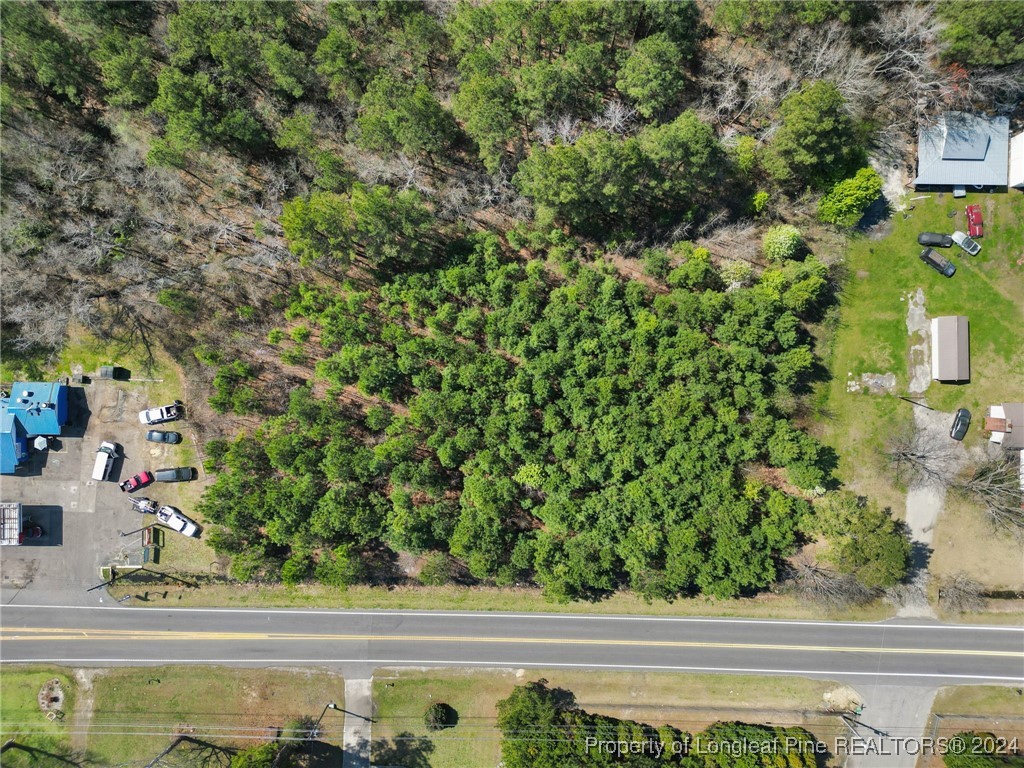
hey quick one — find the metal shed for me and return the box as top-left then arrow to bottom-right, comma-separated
931,316 -> 970,383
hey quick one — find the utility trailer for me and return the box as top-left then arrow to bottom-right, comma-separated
1,502 -> 24,545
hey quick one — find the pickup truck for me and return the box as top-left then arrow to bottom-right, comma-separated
138,401 -> 184,425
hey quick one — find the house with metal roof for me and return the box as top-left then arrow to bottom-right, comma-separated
931,316 -> 970,383
1010,131 -> 1024,191
914,112 -> 1010,190
0,381 -> 69,474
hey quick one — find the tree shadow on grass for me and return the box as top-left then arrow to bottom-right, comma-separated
371,732 -> 435,768
0,741 -> 98,767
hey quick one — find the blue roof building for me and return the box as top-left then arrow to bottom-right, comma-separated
0,381 -> 69,474
0,410 -> 28,475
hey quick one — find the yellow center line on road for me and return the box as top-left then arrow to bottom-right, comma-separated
1,627 -> 1020,658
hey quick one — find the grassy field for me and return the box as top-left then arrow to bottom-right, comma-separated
0,667 -> 79,767
816,191 -> 1024,582
922,686 -> 1024,768
372,669 -> 841,768
107,580 -> 893,620
86,666 -> 344,763
930,493 -> 1024,593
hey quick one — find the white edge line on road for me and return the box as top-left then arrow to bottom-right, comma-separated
4,604 -> 1022,632
1,658 -> 1022,683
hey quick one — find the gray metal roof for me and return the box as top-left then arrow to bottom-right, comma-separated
1010,132 -> 1024,189
915,112 -> 1009,187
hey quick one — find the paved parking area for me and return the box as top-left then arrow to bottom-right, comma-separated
1,380 -> 193,606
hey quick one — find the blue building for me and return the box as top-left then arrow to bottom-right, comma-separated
0,411 -> 28,474
0,382 -> 69,474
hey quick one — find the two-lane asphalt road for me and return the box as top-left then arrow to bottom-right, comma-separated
2,605 -> 1022,687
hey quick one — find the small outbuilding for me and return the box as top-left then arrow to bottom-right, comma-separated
985,403 -> 1024,449
931,316 -> 970,383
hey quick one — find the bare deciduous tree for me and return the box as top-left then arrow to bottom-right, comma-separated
782,557 -> 876,609
955,453 -> 1024,538
885,424 -> 958,485
555,114 -> 581,145
591,99 -> 638,135
937,572 -> 987,614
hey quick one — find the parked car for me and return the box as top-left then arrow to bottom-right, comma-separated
146,430 -> 182,444
917,232 -> 953,248
918,248 -> 956,277
138,401 -> 184,425
965,204 -> 983,237
129,496 -> 159,515
156,506 -> 200,538
92,441 -> 119,482
153,466 -> 195,483
119,471 -> 154,493
951,230 -> 981,256
950,408 -> 972,441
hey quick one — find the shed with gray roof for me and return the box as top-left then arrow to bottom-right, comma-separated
931,316 -> 970,383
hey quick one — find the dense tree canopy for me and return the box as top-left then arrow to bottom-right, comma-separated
765,81 -> 863,190
497,681 -> 821,768
4,0 -> 982,606
200,232 -> 834,600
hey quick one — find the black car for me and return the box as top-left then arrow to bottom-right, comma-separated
917,232 -> 953,248
919,248 -> 956,277
950,408 -> 971,441
154,466 -> 195,483
146,430 -> 182,444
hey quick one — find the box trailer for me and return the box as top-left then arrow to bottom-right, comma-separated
1,502 -> 23,545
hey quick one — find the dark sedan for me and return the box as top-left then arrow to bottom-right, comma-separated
917,232 -> 953,248
950,408 -> 972,441
146,430 -> 182,444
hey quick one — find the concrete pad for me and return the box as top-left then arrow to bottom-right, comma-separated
845,686 -> 937,768
0,380 -> 188,605
343,677 -> 373,768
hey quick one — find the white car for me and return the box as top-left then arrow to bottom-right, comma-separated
951,230 -> 981,256
156,506 -> 200,538
138,401 -> 184,425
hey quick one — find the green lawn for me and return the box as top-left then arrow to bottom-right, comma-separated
372,669 -> 839,768
108,580 -> 893,620
0,666 -> 80,767
86,666 -> 344,763
817,191 -> 1024,508
933,685 -> 1024,718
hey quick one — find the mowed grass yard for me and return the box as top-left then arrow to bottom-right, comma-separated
816,191 -> 1024,586
86,666 -> 344,763
922,686 -> 1024,768
372,669 -> 840,768
0,667 -> 77,767
0,665 -> 344,764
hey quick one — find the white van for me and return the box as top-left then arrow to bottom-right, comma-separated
92,441 -> 119,481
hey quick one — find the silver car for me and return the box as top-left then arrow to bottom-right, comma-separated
951,231 -> 980,256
